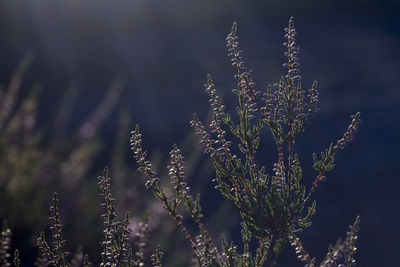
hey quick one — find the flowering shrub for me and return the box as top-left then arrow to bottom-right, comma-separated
131,17 -> 361,266
1,17 -> 361,267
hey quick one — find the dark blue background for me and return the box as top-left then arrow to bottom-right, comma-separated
0,1 -> 399,266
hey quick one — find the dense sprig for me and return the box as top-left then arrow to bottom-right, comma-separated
150,244 -> 163,267
98,167 -> 134,266
320,216 -> 360,267
305,112 -> 361,204
289,232 -> 316,266
37,193 -> 70,267
0,221 -> 12,266
13,249 -> 21,267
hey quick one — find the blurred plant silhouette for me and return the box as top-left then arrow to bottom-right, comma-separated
0,50 -> 217,267
0,17 -> 361,266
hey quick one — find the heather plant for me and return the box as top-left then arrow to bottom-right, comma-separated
1,17 -> 361,267
131,17 -> 361,266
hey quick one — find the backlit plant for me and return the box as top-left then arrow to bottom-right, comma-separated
131,17 -> 361,266
2,17 -> 361,267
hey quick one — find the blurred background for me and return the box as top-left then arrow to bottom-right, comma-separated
0,0 -> 399,266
